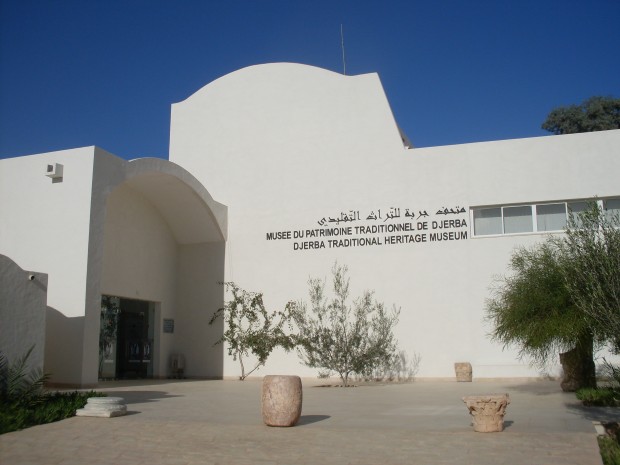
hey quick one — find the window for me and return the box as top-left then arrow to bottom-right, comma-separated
503,206 -> 533,233
471,197 -> 620,237
473,207 -> 502,236
605,198 -> 620,222
536,203 -> 567,232
567,201 -> 588,228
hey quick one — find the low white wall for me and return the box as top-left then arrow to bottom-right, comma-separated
0,255 -> 47,373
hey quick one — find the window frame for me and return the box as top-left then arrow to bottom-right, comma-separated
471,197 -> 616,238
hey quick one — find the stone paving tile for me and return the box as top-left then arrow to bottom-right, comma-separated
0,379 -> 612,465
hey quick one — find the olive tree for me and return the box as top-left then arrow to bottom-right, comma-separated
552,202 -> 620,352
293,263 -> 399,386
209,283 -> 297,380
487,201 -> 620,391
486,243 -> 597,390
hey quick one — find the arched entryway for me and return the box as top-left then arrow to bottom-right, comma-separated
87,155 -> 227,384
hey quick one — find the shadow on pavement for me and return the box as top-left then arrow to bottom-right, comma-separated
297,415 -> 331,426
95,390 -> 182,405
503,380 -> 564,396
565,402 -> 620,424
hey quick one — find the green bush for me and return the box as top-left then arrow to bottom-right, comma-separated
0,347 -> 49,408
1,348 -> 106,434
599,435 -> 620,465
294,263 -> 400,387
0,390 -> 105,434
576,387 -> 620,406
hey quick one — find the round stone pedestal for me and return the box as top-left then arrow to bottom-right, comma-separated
261,375 -> 302,427
462,393 -> 510,432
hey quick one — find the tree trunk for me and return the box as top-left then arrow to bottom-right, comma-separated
559,333 -> 596,392
239,353 -> 246,380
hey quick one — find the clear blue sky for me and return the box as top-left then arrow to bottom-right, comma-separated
1,0 -> 618,160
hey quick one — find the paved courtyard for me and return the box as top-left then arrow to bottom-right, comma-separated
2,378 -> 619,465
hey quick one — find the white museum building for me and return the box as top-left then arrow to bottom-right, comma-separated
1,63 -> 619,387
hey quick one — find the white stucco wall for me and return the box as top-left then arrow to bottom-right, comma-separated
175,242 -> 226,378
99,181 -> 226,379
0,148 -> 96,384
1,148 -> 227,385
0,148 -> 95,318
170,63 -> 620,379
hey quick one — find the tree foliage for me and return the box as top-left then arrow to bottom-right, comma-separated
541,96 -> 620,135
0,348 -> 108,434
356,350 -> 421,383
99,296 -> 119,378
487,202 -> 620,390
552,203 -> 620,352
0,346 -> 49,408
209,282 -> 297,380
487,243 -> 592,365
293,263 -> 400,386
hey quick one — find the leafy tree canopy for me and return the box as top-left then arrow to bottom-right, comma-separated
552,203 -> 620,352
486,202 -> 620,391
486,243 -> 593,365
541,96 -> 620,135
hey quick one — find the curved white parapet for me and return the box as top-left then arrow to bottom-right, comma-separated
169,63 -> 407,203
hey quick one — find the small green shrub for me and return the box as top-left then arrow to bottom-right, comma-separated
0,390 -> 105,434
0,347 -> 49,408
599,435 -> 620,465
576,387 -> 620,406
1,346 -> 106,434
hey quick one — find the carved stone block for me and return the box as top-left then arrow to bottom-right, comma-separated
454,362 -> 472,382
462,393 -> 510,432
262,375 -> 302,427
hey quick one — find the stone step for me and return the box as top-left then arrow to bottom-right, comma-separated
76,396 -> 127,418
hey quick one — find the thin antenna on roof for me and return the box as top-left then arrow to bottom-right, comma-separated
340,24 -> 346,75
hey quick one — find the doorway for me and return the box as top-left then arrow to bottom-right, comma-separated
99,296 -> 155,380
